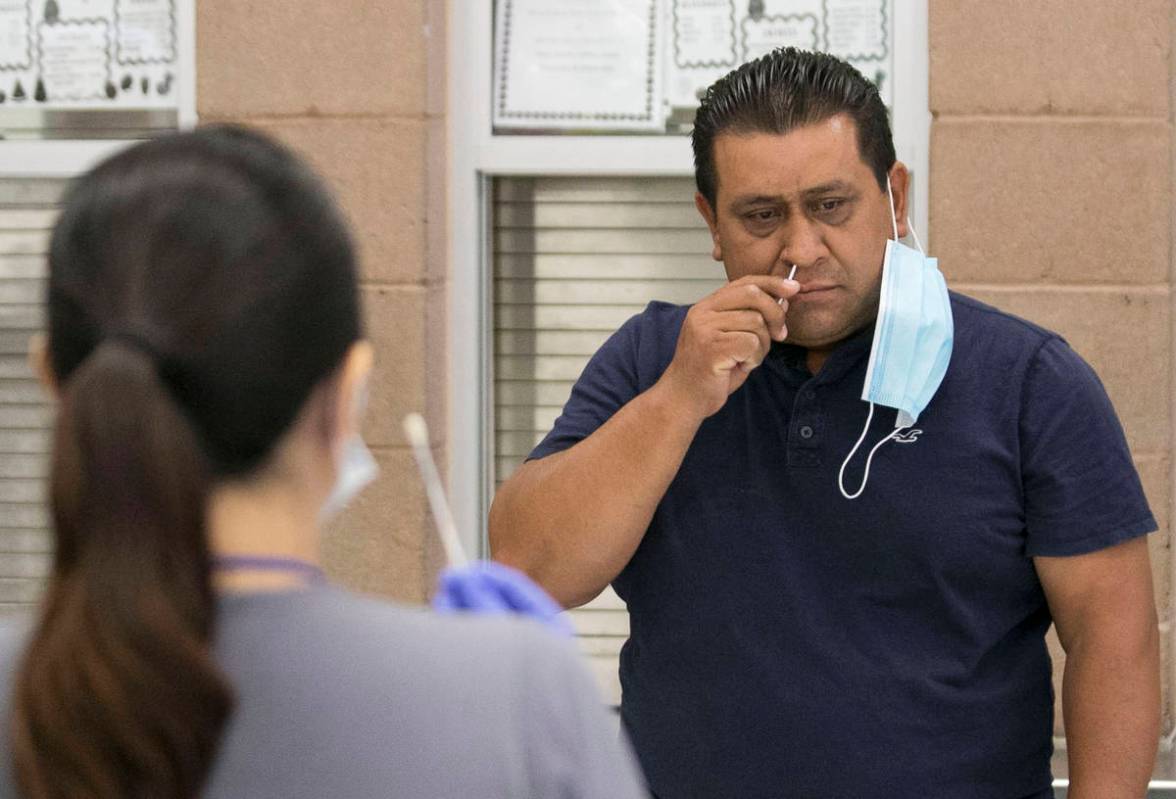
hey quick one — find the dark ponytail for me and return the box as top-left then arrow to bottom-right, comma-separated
9,125 -> 361,798
12,340 -> 230,798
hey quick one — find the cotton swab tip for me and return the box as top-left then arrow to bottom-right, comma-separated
402,412 -> 429,449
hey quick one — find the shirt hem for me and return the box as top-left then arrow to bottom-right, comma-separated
1025,514 -> 1157,558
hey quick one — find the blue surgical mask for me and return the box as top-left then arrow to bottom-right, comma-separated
838,177 -> 953,500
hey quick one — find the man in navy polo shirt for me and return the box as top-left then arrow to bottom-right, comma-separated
490,48 -> 1159,799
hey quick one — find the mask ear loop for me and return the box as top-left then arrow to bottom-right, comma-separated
907,218 -> 925,255
837,402 -> 907,500
842,174 -> 919,500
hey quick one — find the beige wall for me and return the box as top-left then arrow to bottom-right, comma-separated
196,0 -> 448,603
929,0 -> 1173,737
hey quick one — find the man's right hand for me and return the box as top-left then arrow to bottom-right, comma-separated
657,275 -> 800,420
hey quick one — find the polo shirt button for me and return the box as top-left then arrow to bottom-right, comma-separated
804,389 -> 816,400
799,425 -> 814,440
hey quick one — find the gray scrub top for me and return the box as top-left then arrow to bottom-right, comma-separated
0,585 -> 647,798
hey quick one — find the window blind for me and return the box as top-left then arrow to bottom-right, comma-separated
0,178 -> 64,616
492,176 -> 724,702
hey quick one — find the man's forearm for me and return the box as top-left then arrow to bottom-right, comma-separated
1062,625 -> 1160,799
489,379 -> 703,608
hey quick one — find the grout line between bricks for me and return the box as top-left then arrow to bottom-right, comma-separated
952,283 -> 1171,294
936,114 -> 1168,125
198,112 -> 429,124
359,282 -> 430,291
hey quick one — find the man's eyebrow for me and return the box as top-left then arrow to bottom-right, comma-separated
728,182 -> 860,210
729,194 -> 787,210
802,180 -> 857,197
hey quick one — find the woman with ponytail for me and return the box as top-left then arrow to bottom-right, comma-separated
0,126 -> 645,799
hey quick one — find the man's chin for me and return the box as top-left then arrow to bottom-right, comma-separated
785,318 -> 875,351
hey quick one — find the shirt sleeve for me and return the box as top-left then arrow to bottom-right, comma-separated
1020,336 -> 1156,557
527,311 -> 646,462
513,624 -> 648,799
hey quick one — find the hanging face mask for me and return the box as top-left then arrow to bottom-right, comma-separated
837,177 -> 954,500
320,381 -> 379,521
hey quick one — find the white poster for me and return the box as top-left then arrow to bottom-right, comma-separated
667,0 -> 892,109
39,17 -> 107,100
673,0 -> 736,68
823,0 -> 886,60
0,0 -> 31,70
493,0 -> 665,132
116,0 -> 173,64
740,13 -> 818,61
0,0 -> 177,109
54,0 -> 115,18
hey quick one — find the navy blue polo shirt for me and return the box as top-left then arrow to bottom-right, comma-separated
529,292 -> 1155,799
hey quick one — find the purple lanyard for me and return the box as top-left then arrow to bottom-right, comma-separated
212,555 -> 326,584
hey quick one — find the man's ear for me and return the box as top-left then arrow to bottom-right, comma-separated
694,192 -> 723,262
27,333 -> 58,400
888,162 -> 911,240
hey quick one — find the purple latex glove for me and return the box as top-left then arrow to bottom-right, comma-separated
432,561 -> 573,637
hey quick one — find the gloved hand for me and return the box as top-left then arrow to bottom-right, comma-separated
432,560 -> 574,637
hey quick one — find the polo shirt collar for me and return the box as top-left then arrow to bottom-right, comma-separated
766,321 -> 876,386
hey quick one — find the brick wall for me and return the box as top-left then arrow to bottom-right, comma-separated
929,0 -> 1173,737
195,0 -> 448,602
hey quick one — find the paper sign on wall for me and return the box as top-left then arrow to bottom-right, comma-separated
0,0 -> 177,109
493,0 -> 666,132
668,0 -> 892,109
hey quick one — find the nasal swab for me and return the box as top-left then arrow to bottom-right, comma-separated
402,413 -> 469,568
778,264 -> 797,306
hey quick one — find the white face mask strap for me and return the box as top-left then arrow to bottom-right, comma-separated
885,174 -> 898,241
838,402 -> 905,500
907,218 -> 925,255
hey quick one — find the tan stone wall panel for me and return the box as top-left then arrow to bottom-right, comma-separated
960,288 -> 1170,455
199,2 -> 446,604
361,285 -> 427,448
425,280 -> 448,444
425,0 -> 447,119
932,120 -> 1169,285
246,118 -> 428,285
323,447 -> 427,602
1137,456 -> 1172,614
932,0 -> 1173,751
426,116 -> 448,284
197,0 -> 427,119
929,0 -> 1169,117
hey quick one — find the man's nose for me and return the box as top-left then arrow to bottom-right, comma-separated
780,219 -> 828,272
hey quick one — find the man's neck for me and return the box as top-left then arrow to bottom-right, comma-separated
805,347 -> 834,375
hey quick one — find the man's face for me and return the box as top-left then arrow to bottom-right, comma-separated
697,114 -> 908,351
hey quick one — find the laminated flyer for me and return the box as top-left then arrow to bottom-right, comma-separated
493,0 -> 667,132
668,0 -> 893,109
0,0 -> 178,109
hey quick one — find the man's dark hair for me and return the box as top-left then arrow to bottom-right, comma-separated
691,47 -> 895,208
